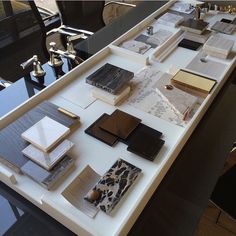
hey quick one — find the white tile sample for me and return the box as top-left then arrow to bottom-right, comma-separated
21,116 -> 70,152
22,139 -> 74,170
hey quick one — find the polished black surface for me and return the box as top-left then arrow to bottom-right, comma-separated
85,113 -> 118,146
1,1 -> 235,236
0,58 -> 69,117
99,109 -> 141,140
211,164 -> 236,219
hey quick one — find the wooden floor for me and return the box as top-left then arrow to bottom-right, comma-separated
194,201 -> 236,236
193,145 -> 236,236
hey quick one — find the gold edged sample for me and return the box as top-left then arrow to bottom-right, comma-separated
171,70 -> 217,97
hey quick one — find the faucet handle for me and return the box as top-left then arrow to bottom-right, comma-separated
20,55 -> 36,69
48,41 -> 64,67
21,55 -> 46,78
66,34 -> 85,55
49,41 -> 57,50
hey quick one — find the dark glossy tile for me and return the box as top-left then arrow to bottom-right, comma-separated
99,109 -> 141,140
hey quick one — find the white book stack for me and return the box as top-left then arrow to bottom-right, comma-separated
21,116 -> 74,171
203,35 -> 234,59
184,29 -> 212,44
157,12 -> 184,27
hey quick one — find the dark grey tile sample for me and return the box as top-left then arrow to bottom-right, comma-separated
84,113 -> 118,146
127,126 -> 165,161
86,63 -> 134,94
99,109 -> 141,140
120,123 -> 162,145
21,155 -> 74,190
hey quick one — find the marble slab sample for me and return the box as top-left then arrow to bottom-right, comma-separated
84,158 -> 141,214
22,139 -> 74,170
211,21 -> 236,35
203,35 -> 234,58
21,155 -> 74,190
146,29 -> 173,47
156,12 -> 184,27
21,116 -> 70,152
120,40 -> 151,54
186,52 -> 227,80
86,63 -> 134,94
127,67 -> 186,126
135,29 -> 173,48
155,73 -> 198,120
62,165 -> 101,218
169,2 -> 195,14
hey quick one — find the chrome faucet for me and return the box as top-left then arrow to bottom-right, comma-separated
66,33 -> 85,55
48,42 -> 64,67
21,55 -> 46,79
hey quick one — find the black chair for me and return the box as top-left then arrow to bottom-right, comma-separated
56,1 -> 106,33
210,145 -> 236,221
0,1 -> 50,81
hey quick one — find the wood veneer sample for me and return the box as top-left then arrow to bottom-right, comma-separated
0,101 -> 78,173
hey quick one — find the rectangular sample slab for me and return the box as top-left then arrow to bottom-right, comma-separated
86,63 -> 134,94
85,113 -> 118,146
21,116 -> 70,152
99,109 -> 141,140
22,139 -> 74,170
84,158 -> 141,213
